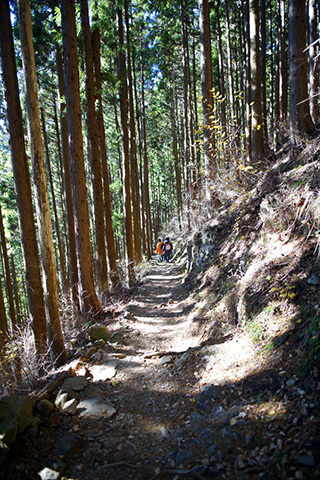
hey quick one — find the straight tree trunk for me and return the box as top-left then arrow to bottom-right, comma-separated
60,0 -> 102,315
18,0 -> 67,365
249,0 -> 264,161
198,0 -> 218,211
125,0 -> 142,264
308,0 -> 319,124
0,203 -> 16,328
288,0 -> 314,141
0,0 -> 47,357
279,0 -> 287,121
117,5 -> 135,285
260,0 -> 268,144
0,273 -> 8,348
92,22 -> 121,289
141,64 -> 153,258
40,106 -> 67,290
53,0 -> 79,309
79,0 -> 109,299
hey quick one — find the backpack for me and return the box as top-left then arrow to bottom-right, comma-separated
165,242 -> 171,251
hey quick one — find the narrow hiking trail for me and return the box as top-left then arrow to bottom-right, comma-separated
1,258 -> 316,480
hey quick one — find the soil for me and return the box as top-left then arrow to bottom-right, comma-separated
0,258 -> 319,480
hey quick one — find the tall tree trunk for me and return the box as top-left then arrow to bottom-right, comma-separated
288,0 -> 314,141
141,64 -> 152,258
18,0 -> 67,365
249,0 -> 264,163
181,0 -> 191,228
260,0 -> 268,145
61,0 -> 101,315
0,203 -> 16,328
40,106 -> 67,290
79,0 -> 109,299
92,22 -> 121,289
308,0 -> 319,124
279,0 -> 288,121
198,0 -> 218,211
0,0 -> 47,357
0,273 -> 8,349
225,0 -> 236,136
249,0 -> 264,162
53,0 -> 79,310
117,5 -> 135,285
125,0 -> 142,264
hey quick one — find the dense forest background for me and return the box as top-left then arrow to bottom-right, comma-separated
0,0 -> 319,379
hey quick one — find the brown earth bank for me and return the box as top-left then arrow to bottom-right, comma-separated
0,256 -> 320,480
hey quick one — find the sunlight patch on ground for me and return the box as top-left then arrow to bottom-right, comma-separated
199,333 -> 257,385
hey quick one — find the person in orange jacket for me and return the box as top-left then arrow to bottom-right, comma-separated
155,238 -> 164,262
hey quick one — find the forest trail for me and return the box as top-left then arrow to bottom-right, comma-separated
1,257 -> 317,480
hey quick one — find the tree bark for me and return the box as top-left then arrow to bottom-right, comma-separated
18,0 -> 67,365
125,0 -> 142,264
40,106 -> 67,291
117,5 -> 135,286
288,0 -> 314,141
198,0 -> 218,211
0,203 -> 16,328
92,21 -> 121,289
0,0 -> 47,357
249,0 -> 264,161
60,0 -> 102,315
79,0 -> 109,299
308,0 -> 319,124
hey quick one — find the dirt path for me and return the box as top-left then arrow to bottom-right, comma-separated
1,259 -> 206,480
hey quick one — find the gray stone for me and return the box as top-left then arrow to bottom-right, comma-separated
159,355 -> 173,365
77,397 -> 116,420
0,396 -> 33,446
55,392 -> 69,409
196,385 -> 218,413
210,405 -> 232,426
35,399 -> 55,418
62,399 -> 78,415
88,324 -> 111,342
90,362 -> 117,382
172,438 -> 205,467
176,352 -> 190,368
62,376 -> 88,392
189,412 -> 209,435
56,432 -> 81,455
39,467 -> 61,480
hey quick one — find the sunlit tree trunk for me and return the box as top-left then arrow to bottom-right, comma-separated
125,0 -> 142,264
0,0 -> 47,357
53,0 -> 79,310
61,0 -> 101,315
40,106 -> 67,290
288,0 -> 314,141
80,0 -> 109,299
141,62 -> 152,259
279,0 -> 288,121
117,5 -> 135,285
308,0 -> 319,124
18,0 -> 67,365
199,0 -> 218,212
92,20 -> 121,289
